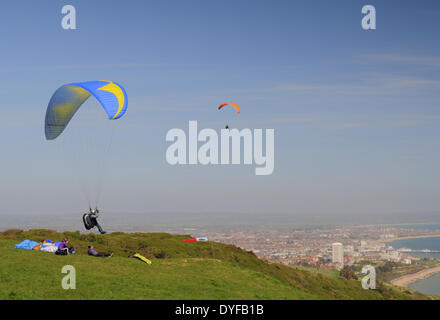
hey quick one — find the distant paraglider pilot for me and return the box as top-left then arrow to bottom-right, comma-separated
83,208 -> 106,234
218,102 -> 239,131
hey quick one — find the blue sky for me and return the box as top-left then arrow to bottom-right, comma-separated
0,0 -> 439,222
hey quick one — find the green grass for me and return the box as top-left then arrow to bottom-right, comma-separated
0,229 -> 431,300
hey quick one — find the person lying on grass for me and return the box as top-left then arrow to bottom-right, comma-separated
33,239 -> 48,251
88,245 -> 113,258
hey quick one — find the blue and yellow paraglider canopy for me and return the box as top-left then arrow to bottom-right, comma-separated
45,80 -> 128,140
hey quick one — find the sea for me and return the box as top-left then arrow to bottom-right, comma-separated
388,233 -> 440,296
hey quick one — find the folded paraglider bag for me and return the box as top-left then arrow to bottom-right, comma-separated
55,246 -> 75,255
83,214 -> 93,230
55,248 -> 68,255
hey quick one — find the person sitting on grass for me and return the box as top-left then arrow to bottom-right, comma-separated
88,245 -> 113,258
55,238 -> 75,255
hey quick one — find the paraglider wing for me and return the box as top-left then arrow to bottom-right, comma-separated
182,237 -> 208,242
133,253 -> 152,264
45,80 -> 128,140
218,102 -> 240,114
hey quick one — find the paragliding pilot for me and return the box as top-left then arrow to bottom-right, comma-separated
83,208 -> 106,234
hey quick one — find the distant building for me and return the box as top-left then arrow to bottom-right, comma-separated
344,245 -> 354,254
332,242 -> 344,269
380,234 -> 396,240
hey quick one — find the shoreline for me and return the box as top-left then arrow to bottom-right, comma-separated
383,234 -> 440,243
390,265 -> 440,288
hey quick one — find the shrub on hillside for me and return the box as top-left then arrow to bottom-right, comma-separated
340,267 -> 358,280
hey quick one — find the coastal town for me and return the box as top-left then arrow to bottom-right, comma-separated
195,224 -> 440,286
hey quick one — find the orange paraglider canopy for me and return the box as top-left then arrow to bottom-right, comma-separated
218,102 -> 240,114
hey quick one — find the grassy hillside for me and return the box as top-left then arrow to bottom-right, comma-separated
0,229 -> 430,300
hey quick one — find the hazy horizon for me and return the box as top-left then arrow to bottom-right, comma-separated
3,210 -> 440,234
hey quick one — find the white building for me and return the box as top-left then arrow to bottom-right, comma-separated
332,242 -> 344,268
